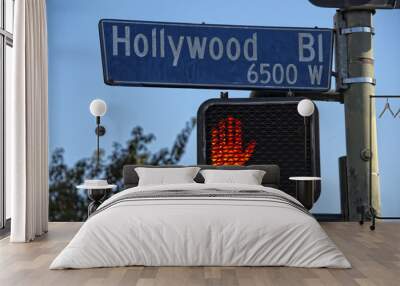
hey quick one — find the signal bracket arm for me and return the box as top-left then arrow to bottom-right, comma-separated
341,26 -> 374,35
342,77 -> 376,85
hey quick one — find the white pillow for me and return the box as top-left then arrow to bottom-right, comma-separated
135,167 -> 200,186
200,169 -> 266,185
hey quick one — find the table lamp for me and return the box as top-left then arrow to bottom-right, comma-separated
297,99 -> 315,174
89,99 -> 107,167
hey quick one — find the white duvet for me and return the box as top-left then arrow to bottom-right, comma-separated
50,183 -> 351,269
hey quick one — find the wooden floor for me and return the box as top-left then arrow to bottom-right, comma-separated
0,222 -> 399,286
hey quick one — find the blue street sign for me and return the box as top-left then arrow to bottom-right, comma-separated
99,19 -> 333,91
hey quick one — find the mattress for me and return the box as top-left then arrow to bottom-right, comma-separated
50,183 -> 350,269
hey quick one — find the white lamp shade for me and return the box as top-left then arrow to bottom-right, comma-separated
90,99 -> 107,117
297,99 -> 315,117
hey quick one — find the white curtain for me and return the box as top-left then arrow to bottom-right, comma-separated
8,0 -> 49,242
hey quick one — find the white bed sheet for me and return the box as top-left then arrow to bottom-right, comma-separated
50,183 -> 351,269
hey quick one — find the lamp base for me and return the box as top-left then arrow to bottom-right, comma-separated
95,125 -> 106,136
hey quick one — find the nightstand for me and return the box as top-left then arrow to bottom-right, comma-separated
289,177 -> 321,210
77,181 -> 116,217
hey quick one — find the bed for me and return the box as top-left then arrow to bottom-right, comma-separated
50,165 -> 350,269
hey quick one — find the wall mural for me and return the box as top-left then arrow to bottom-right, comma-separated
49,119 -> 195,221
45,0 -> 400,223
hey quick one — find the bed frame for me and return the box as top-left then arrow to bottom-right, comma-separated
123,164 -> 280,190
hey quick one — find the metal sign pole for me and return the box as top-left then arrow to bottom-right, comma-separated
336,9 -> 381,220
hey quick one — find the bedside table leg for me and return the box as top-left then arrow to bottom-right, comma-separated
88,201 -> 101,217
296,181 -> 315,210
87,189 -> 108,217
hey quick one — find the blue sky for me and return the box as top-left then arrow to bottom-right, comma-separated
47,0 -> 400,215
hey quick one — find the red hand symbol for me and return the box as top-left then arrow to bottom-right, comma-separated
211,116 -> 256,166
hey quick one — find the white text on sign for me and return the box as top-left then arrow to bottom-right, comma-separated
112,26 -> 325,86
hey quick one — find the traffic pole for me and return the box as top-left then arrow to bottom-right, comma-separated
335,9 -> 381,220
